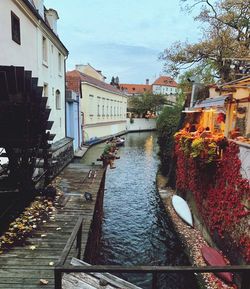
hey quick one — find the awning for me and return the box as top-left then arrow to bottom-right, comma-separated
194,95 -> 231,108
182,107 -> 202,113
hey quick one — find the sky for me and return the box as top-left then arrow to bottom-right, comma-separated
45,0 -> 201,84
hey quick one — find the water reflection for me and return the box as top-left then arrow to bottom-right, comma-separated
81,132 -> 197,289
144,135 -> 154,159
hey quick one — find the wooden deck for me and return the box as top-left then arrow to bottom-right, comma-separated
0,163 -> 105,289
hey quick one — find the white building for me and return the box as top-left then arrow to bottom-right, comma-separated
0,0 -> 68,142
152,76 -> 178,104
66,65 -> 127,144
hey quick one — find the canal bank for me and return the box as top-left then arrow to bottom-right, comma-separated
156,173 -> 237,289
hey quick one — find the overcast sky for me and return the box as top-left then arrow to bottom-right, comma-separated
45,0 -> 200,84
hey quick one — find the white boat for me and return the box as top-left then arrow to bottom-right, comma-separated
171,195 -> 193,227
116,137 -> 125,147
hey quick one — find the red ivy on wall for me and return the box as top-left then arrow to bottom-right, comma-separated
175,141 -> 250,263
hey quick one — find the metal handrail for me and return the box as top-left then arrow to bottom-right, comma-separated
55,214 -> 84,289
56,264 -> 250,273
55,264 -> 250,289
54,214 -> 250,289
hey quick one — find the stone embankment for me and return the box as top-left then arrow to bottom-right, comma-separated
157,172 -> 237,289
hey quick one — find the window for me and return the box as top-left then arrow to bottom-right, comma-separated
56,89 -> 61,110
58,53 -> 62,74
102,105 -> 105,116
43,83 -> 48,97
42,36 -> 48,63
97,104 -> 100,116
89,94 -> 94,116
11,11 -> 20,44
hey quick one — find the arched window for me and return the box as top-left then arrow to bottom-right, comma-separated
56,89 -> 61,110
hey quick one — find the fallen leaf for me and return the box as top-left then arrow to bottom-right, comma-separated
39,279 -> 49,285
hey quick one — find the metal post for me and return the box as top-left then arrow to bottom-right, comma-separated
241,271 -> 250,289
152,272 -> 157,289
76,222 -> 82,259
190,83 -> 196,108
54,268 -> 62,289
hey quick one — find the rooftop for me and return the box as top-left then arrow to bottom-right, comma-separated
66,70 -> 125,96
153,76 -> 177,87
120,84 -> 152,95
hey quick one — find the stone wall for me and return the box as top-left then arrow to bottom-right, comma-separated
84,170 -> 106,263
49,137 -> 74,179
235,141 -> 250,180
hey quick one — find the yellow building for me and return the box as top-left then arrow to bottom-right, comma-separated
208,76 -> 250,138
66,65 -> 127,144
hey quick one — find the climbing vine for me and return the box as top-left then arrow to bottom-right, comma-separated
175,141 -> 250,263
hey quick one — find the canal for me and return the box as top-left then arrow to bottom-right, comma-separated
81,132 -> 197,289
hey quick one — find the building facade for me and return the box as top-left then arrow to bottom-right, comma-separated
121,76 -> 178,105
66,90 -> 82,153
66,65 -> 127,144
152,76 -> 178,104
0,0 -> 68,142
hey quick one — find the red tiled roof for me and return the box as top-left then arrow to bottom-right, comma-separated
120,84 -> 152,95
153,76 -> 177,87
66,70 -> 125,96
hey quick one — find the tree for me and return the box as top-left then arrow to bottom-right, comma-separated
110,76 -> 115,85
110,76 -> 120,89
157,105 -> 183,185
184,0 -> 250,47
129,93 -> 166,116
160,0 -> 250,82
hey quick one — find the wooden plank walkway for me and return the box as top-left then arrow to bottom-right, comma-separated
0,163 -> 105,289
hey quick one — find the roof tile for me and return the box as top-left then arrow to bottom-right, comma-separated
153,76 -> 177,87
120,84 -> 152,95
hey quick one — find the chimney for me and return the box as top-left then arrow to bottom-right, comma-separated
33,0 -> 45,18
75,64 -> 85,73
45,9 -> 59,34
146,79 -> 149,85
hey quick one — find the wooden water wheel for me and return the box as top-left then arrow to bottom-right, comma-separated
0,66 -> 55,196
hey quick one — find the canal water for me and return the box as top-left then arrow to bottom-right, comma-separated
81,132 -> 197,289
